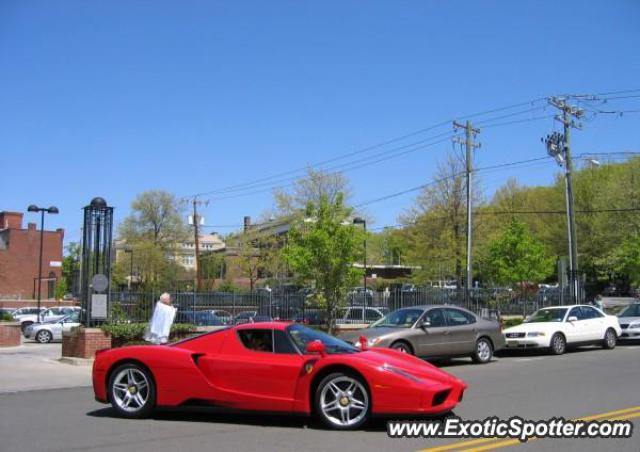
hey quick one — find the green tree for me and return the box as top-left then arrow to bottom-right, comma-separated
61,242 -> 80,295
117,190 -> 190,289
483,218 -> 553,287
284,193 -> 363,333
273,167 -> 352,216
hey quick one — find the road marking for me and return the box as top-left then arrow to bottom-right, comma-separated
418,405 -> 640,452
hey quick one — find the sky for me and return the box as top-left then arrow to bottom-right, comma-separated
1,0 -> 639,246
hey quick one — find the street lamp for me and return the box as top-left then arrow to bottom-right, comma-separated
27,205 -> 59,313
123,247 -> 134,290
353,217 -> 367,292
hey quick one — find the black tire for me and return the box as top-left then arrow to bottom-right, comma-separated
21,321 -> 33,335
550,333 -> 566,355
314,372 -> 371,430
602,328 -> 617,349
391,341 -> 414,355
471,337 -> 493,364
107,363 -> 156,419
35,330 -> 53,344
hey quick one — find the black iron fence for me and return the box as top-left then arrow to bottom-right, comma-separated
108,286 -> 570,326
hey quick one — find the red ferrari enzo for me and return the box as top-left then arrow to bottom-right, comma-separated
93,322 -> 466,429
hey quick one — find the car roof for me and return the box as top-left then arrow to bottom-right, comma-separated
234,321 -> 292,331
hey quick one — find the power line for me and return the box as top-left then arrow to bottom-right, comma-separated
184,96 -> 551,198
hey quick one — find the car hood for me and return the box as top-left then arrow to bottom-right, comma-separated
353,348 -> 464,386
341,327 -> 406,343
504,322 -> 561,333
618,316 -> 640,324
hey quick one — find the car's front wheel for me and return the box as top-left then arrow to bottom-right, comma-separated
35,330 -> 53,343
602,328 -> 617,349
391,341 -> 414,355
550,333 -> 566,355
108,363 -> 156,418
315,372 -> 370,430
471,337 -> 493,364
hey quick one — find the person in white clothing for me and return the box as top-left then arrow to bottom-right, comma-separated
143,292 -> 177,344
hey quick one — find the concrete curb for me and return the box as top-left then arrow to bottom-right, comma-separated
58,357 -> 94,366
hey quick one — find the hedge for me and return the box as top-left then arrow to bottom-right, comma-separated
100,322 -> 197,347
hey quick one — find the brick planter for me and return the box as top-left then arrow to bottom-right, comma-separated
0,322 -> 22,347
62,327 -> 112,359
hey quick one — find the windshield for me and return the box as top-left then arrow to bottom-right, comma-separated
369,308 -> 424,328
287,324 -> 358,354
619,304 -> 640,317
524,308 -> 568,323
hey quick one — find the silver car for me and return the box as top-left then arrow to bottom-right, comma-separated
341,305 -> 505,364
617,303 -> 640,340
25,311 -> 81,343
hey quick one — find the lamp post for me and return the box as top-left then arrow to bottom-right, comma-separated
123,247 -> 134,290
27,205 -> 59,313
353,217 -> 367,292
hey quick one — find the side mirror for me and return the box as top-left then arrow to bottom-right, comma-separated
567,316 -> 578,323
306,340 -> 326,357
420,320 -> 431,329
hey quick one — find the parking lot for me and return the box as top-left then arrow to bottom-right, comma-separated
0,341 -> 637,452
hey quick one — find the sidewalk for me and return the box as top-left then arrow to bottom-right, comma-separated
0,342 -> 92,393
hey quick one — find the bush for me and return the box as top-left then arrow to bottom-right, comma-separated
100,322 -> 197,347
1,312 -> 14,321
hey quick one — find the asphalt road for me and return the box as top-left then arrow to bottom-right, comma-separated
1,344 -> 638,452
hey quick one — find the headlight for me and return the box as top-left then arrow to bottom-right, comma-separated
630,323 -> 640,329
382,364 -> 421,383
368,337 -> 382,346
527,332 -> 546,337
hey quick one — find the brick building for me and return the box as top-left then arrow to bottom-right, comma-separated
0,211 -> 64,299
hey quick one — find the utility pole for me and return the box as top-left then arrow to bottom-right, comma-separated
190,198 -> 208,292
453,121 -> 480,307
545,97 -> 583,304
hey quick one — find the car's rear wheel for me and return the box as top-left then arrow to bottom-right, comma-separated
35,330 -> 53,344
315,372 -> 370,430
108,363 -> 155,418
471,337 -> 493,364
550,333 -> 566,355
391,341 -> 414,355
602,328 -> 617,349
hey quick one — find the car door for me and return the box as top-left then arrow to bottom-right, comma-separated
580,306 -> 606,341
413,308 -> 451,357
565,306 -> 589,343
442,308 -> 477,355
199,328 -> 304,411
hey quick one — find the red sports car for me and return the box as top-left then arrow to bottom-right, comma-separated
93,322 -> 466,429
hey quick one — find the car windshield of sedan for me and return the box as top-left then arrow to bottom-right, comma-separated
524,308 -> 568,323
287,324 -> 359,354
618,304 -> 640,317
368,308 -> 424,328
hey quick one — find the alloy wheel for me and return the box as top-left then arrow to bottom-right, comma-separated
111,368 -> 150,413
476,339 -> 492,362
319,376 -> 369,428
36,330 -> 52,343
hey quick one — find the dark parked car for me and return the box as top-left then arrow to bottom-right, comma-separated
175,310 -> 225,326
293,309 -> 328,326
233,311 -> 258,325
341,305 -> 505,364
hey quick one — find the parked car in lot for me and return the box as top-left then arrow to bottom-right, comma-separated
294,309 -> 328,326
93,322 -> 467,429
503,305 -> 621,355
617,303 -> 640,341
210,310 -> 233,325
341,306 -> 504,363
24,311 -> 81,343
11,307 -> 44,321
233,310 -> 258,325
336,306 -> 388,324
17,306 -> 79,334
174,310 -> 226,326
